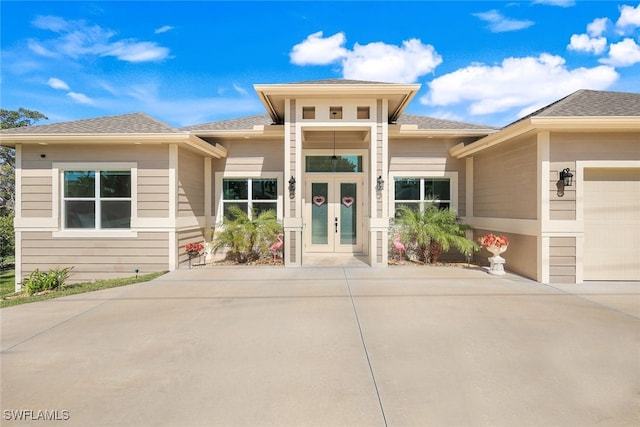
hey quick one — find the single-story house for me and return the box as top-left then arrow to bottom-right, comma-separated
1,79 -> 638,289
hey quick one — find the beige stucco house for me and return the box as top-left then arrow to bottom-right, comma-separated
1,80 -> 638,289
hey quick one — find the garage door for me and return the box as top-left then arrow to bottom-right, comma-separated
583,168 -> 640,281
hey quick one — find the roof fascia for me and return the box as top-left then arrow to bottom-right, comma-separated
0,133 -> 227,158
389,125 -> 496,138
449,116 -> 640,159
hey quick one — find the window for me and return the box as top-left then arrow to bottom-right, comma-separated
222,178 -> 277,219
302,106 -> 315,119
357,106 -> 370,119
64,170 -> 131,229
394,177 -> 451,213
329,106 -> 342,119
305,155 -> 363,173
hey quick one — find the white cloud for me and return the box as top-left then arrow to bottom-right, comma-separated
532,0 -> 575,6
343,39 -> 442,83
232,83 -> 249,96
473,10 -> 534,33
47,77 -> 70,90
102,41 -> 169,62
28,15 -> 170,63
568,34 -> 608,54
587,17 -> 609,37
154,25 -> 174,34
290,31 -> 348,65
616,4 -> 640,29
67,92 -> 94,105
600,38 -> 640,67
290,32 -> 442,83
421,54 -> 618,117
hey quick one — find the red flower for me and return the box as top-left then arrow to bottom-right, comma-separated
477,233 -> 509,248
185,242 -> 204,253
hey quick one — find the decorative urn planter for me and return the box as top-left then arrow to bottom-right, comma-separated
486,245 -> 508,276
477,233 -> 510,276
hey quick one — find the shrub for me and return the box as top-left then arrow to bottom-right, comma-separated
394,205 -> 478,264
212,207 -> 282,263
23,267 -> 73,295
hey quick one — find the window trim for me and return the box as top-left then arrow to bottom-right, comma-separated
388,171 -> 458,216
214,172 -> 283,224
52,162 -> 138,238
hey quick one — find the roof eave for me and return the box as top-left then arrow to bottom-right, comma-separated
449,116 -> 640,159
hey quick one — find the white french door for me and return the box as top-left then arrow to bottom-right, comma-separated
305,176 -> 363,253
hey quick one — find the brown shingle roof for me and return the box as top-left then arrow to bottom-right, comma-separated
396,114 -> 497,130
180,114 -> 274,131
535,89 -> 640,117
0,113 -> 179,134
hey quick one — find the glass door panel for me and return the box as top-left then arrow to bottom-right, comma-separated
339,183 -> 357,245
311,182 -> 329,245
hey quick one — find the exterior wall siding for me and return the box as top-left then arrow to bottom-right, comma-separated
388,138 -> 467,216
178,147 -> 205,217
473,137 -> 537,219
549,237 -> 576,283
20,231 -> 168,283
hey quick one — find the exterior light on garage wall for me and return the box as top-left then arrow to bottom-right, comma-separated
557,168 -> 574,197
560,168 -> 574,187
376,175 -> 385,191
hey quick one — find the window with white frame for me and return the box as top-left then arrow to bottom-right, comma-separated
394,177 -> 451,213
222,178 -> 278,219
63,170 -> 131,229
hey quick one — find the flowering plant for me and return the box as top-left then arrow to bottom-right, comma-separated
185,242 -> 204,254
477,233 -> 509,248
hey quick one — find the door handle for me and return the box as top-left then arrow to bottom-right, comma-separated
334,217 -> 338,233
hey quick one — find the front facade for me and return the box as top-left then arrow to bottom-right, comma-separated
2,80 -> 638,289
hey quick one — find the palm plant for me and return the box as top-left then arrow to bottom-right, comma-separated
394,205 -> 478,264
212,206 -> 283,263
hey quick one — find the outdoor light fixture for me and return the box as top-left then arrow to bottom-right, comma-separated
560,168 -> 574,187
288,176 -> 296,192
556,168 -> 574,197
376,175 -> 385,191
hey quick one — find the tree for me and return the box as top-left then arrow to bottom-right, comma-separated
394,205 -> 478,264
0,108 -> 48,215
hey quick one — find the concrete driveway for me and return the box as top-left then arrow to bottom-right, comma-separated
1,266 -> 639,426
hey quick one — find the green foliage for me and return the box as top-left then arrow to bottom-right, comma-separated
1,108 -> 48,215
0,215 -> 14,267
212,207 -> 283,263
23,267 -> 73,295
394,205 -> 478,264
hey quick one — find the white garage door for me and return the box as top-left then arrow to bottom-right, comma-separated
583,168 -> 640,281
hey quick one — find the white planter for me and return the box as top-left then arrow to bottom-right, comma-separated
487,245 -> 508,276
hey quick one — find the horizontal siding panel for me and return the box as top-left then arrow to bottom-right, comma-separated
550,275 -> 576,284
138,193 -> 169,202
22,193 -> 52,202
550,266 -> 576,276
138,176 -> 170,186
21,209 -> 52,217
550,246 -> 576,257
550,256 -> 577,266
551,237 -> 576,247
550,211 -> 576,220
23,247 -> 168,256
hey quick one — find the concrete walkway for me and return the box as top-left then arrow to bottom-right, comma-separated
1,266 -> 639,426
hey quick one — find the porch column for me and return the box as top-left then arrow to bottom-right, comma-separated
369,99 -> 389,267
283,98 -> 302,266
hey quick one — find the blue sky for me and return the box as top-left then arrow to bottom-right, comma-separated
1,1 -> 639,128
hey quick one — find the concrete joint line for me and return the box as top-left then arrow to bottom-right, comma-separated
342,268 -> 388,427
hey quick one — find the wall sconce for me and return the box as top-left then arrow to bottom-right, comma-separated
288,176 -> 296,198
556,168 -> 574,197
376,176 -> 384,191
560,168 -> 573,187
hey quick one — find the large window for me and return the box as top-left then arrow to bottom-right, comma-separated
222,178 -> 277,219
64,170 -> 131,229
394,177 -> 451,213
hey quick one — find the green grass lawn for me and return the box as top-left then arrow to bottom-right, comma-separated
0,267 -> 16,298
1,271 -> 166,308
